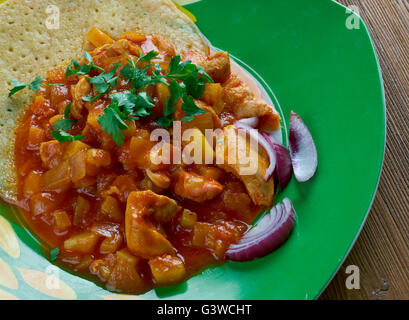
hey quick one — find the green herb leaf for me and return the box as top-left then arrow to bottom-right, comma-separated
29,76 -> 43,91
97,104 -> 128,145
45,83 -> 65,87
181,115 -> 195,123
51,130 -> 83,142
64,103 -> 72,119
8,79 -> 28,97
182,95 -> 207,116
138,50 -> 159,63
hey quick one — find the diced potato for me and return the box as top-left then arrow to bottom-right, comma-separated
27,126 -> 45,150
75,256 -> 93,271
101,196 -> 122,222
121,120 -> 136,138
183,111 -> 215,133
73,176 -> 96,189
53,210 -> 72,230
64,141 -> 90,159
42,160 -> 72,192
129,133 -> 154,168
87,27 -> 114,47
29,193 -> 58,216
64,231 -> 99,254
87,149 -> 111,167
149,255 -> 186,285
70,149 -> 87,183
180,209 -> 197,229
202,83 -> 224,114
100,233 -> 123,254
86,107 -> 105,129
156,83 -> 170,108
49,114 -> 63,125
23,171 -> 43,197
106,249 -> 144,293
120,31 -> 147,43
40,140 -> 64,169
182,128 -> 214,165
73,196 -> 90,226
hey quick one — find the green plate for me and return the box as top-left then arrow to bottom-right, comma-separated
0,0 -> 385,300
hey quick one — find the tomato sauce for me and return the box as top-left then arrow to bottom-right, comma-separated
13,30 -> 267,293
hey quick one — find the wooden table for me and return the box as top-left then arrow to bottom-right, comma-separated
320,0 -> 409,300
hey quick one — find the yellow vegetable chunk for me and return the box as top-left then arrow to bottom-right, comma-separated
29,193 -> 58,216
73,196 -> 90,226
156,83 -> 171,108
53,210 -> 72,230
106,249 -> 144,293
64,231 -> 99,254
64,141 -> 90,160
119,31 -> 147,43
70,149 -> 87,183
100,233 -> 123,254
121,120 -> 136,138
202,83 -> 224,114
42,160 -> 72,192
23,171 -> 43,197
40,140 -> 64,170
182,128 -> 214,164
87,149 -> 111,167
27,126 -> 45,150
101,196 -> 123,222
87,27 -> 114,47
49,114 -> 63,125
180,209 -> 197,229
149,255 -> 186,285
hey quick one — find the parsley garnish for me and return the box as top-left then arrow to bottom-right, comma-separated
83,63 -> 120,102
51,103 -> 83,142
65,52 -> 105,78
8,76 -> 43,97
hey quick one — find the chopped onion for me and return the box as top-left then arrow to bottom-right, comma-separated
289,111 -> 318,182
262,132 -> 293,190
226,198 -> 296,261
234,121 -> 276,180
236,117 -> 259,128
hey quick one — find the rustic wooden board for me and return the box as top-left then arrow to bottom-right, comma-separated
320,0 -> 409,300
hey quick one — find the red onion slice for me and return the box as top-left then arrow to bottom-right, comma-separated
226,198 -> 296,261
262,132 -> 293,190
289,111 -> 318,182
236,117 -> 259,128
234,121 -> 276,181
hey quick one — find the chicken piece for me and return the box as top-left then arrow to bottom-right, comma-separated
70,76 -> 91,119
215,126 -> 274,207
184,51 -> 231,83
111,39 -> 141,56
174,170 -> 223,202
222,75 -> 280,131
125,190 -> 181,259
151,35 -> 176,58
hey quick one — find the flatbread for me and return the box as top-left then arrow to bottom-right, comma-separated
0,0 -> 209,202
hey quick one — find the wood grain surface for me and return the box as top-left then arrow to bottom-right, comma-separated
320,0 -> 409,300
